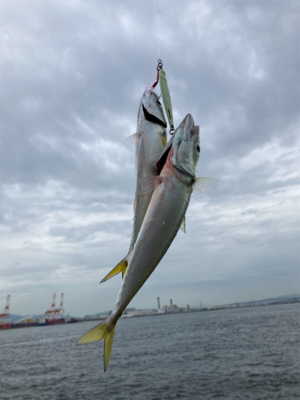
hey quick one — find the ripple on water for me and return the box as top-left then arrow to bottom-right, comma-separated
0,304 -> 299,400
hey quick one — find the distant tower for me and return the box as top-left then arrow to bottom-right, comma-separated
59,293 -> 64,315
0,295 -> 11,328
157,297 -> 160,310
170,299 -> 173,306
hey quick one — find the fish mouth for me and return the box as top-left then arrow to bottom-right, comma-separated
142,104 -> 167,128
182,114 -> 195,140
172,114 -> 195,141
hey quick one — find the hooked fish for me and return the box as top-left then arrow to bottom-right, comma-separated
77,114 -> 215,371
100,89 -> 167,283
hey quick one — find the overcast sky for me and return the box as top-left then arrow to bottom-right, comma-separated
1,0 -> 299,317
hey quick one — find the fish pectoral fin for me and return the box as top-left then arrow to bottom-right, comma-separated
193,177 -> 217,194
140,175 -> 158,194
100,259 -> 128,283
180,216 -> 186,233
126,131 -> 142,144
76,319 -> 116,372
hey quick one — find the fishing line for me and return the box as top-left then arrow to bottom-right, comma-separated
152,0 -> 175,135
153,0 -> 161,59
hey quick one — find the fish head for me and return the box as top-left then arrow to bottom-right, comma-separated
171,114 -> 200,177
138,89 -> 167,128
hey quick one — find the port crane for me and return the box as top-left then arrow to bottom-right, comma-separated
0,295 -> 11,329
54,293 -> 65,320
45,293 -> 56,323
45,293 -> 65,324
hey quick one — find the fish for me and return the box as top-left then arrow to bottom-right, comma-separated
100,89 -> 168,283
77,114 -> 216,371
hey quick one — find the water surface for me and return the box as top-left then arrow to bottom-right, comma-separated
1,303 -> 299,399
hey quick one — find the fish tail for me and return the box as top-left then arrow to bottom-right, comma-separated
100,258 -> 128,283
77,319 -> 116,372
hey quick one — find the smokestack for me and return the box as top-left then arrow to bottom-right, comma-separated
170,299 -> 173,306
157,297 -> 160,310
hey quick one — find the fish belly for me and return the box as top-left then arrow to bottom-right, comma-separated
112,178 -> 192,319
129,131 -> 165,253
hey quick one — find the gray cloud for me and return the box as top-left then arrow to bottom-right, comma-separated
0,0 -> 299,316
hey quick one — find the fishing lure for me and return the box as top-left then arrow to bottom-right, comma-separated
152,59 -> 175,135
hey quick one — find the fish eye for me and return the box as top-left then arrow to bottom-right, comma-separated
194,142 -> 200,157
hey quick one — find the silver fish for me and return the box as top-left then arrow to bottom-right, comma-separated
100,89 -> 167,282
77,114 -> 215,371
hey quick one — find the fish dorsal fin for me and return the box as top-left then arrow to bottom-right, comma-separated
193,177 -> 217,194
180,216 -> 186,233
159,68 -> 174,130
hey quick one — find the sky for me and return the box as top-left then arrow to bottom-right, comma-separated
0,0 -> 299,317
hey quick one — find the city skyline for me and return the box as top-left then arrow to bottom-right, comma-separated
3,291 -> 300,319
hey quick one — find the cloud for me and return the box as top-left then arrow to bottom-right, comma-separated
0,0 -> 299,316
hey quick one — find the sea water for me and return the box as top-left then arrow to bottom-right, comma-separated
0,303 -> 299,399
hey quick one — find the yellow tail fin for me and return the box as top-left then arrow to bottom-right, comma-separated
100,258 -> 128,283
77,320 -> 116,372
